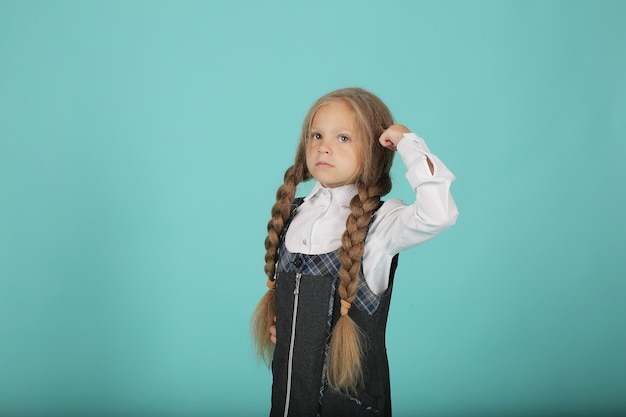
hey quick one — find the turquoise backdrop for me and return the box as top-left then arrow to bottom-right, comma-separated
1,1 -> 625,416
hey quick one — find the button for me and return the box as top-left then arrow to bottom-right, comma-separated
302,239 -> 307,245
320,204 -> 326,210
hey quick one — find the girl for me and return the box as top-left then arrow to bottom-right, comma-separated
252,87 -> 458,417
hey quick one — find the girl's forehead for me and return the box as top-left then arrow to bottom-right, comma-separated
310,101 -> 358,128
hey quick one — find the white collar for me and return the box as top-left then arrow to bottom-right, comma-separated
305,181 -> 357,208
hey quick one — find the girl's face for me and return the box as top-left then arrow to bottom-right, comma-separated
306,101 -> 361,188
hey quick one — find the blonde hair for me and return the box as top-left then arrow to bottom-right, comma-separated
251,87 -> 395,393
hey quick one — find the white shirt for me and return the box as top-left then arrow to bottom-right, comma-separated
285,133 -> 459,295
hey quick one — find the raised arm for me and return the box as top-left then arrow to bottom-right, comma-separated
373,124 -> 459,255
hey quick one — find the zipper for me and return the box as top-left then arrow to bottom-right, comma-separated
284,272 -> 302,417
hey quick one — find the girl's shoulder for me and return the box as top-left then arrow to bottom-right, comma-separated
378,198 -> 408,213
371,198 -> 408,224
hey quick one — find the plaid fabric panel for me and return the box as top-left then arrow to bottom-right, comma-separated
353,277 -> 381,315
278,245 -> 381,315
278,248 -> 341,278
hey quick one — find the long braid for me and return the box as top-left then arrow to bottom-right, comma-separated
327,179 -> 390,392
251,164 -> 305,365
264,166 -> 299,280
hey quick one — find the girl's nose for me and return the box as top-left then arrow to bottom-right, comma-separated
318,139 -> 330,153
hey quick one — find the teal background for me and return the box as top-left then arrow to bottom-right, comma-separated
1,1 -> 625,416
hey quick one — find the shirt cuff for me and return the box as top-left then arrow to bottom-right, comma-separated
396,132 -> 431,167
397,132 -> 456,189
397,132 -> 430,168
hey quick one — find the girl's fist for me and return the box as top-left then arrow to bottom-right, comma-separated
379,124 -> 411,151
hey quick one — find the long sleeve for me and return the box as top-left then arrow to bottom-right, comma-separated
379,133 -> 457,249
363,133 -> 458,293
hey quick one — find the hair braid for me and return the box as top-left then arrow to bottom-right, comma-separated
327,181 -> 388,392
251,164 -> 304,365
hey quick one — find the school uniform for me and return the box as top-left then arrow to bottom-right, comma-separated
270,133 -> 459,417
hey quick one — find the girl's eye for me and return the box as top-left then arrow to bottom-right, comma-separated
338,135 -> 350,143
311,133 -> 321,140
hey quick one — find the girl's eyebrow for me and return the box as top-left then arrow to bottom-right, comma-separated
310,126 -> 354,135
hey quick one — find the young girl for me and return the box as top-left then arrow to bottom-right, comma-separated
252,87 -> 458,417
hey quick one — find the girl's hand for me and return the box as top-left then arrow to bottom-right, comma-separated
379,124 -> 411,151
270,316 -> 277,345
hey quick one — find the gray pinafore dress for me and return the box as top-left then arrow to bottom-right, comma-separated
270,200 -> 399,417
